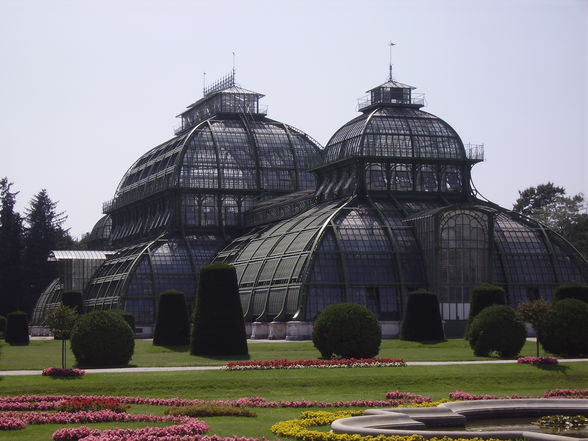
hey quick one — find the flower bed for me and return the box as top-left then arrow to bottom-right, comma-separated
223,358 -> 406,370
0,410 -> 195,429
57,398 -> 130,413
271,410 -> 503,441
544,389 -> 588,399
384,391 -> 431,402
447,391 -> 528,401
52,419 -> 209,441
517,356 -> 559,365
2,389 -> 587,440
0,394 -> 427,410
42,368 -> 86,377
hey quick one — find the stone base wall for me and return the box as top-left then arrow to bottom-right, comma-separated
32,320 -> 403,341
246,320 -> 401,341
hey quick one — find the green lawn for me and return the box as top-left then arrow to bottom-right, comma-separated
0,339 -> 586,441
0,338 -> 555,370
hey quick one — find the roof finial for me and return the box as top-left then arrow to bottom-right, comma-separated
388,42 -> 395,81
232,51 -> 236,78
202,71 -> 206,95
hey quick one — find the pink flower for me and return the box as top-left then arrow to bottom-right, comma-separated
517,356 -> 559,365
42,368 -> 86,377
223,358 -> 406,370
544,389 -> 588,398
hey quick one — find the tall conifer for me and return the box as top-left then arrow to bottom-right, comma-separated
22,189 -> 71,314
0,178 -> 23,315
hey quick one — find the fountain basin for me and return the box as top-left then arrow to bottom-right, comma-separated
331,399 -> 588,440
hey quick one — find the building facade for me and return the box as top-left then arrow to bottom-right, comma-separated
32,72 -> 588,338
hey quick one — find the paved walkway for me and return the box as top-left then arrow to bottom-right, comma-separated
2,358 -> 587,376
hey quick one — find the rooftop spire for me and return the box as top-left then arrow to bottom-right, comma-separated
232,51 -> 236,78
388,42 -> 395,81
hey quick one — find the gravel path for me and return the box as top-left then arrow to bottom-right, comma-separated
2,358 -> 587,376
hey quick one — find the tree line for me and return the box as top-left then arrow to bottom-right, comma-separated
0,177 -> 77,317
512,182 -> 588,259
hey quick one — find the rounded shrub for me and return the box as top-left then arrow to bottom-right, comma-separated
111,309 -> 135,333
154,290 -> 190,346
468,305 -> 526,358
191,263 -> 248,356
5,311 -> 29,345
400,289 -> 445,342
554,282 -> 588,304
466,283 -> 506,338
312,303 -> 381,359
540,298 -> 588,357
62,290 -> 84,313
70,310 -> 135,366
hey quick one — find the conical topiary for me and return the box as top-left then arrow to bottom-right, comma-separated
400,289 -> 445,341
154,290 -> 190,346
190,263 -> 248,356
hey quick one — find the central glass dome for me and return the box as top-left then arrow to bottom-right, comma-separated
75,73 -> 323,328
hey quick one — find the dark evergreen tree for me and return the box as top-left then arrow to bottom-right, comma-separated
400,289 -> 445,342
154,290 -> 190,346
22,189 -> 72,315
5,311 -> 30,345
0,178 -> 23,316
62,290 -> 84,313
190,263 -> 248,356
466,283 -> 506,338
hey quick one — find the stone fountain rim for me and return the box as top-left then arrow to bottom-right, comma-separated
331,398 -> 588,441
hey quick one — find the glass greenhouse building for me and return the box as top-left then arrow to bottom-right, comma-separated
32,72 -> 588,338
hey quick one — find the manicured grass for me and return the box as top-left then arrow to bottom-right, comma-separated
0,338 -> 556,370
0,363 -> 587,441
1,363 -> 586,400
0,339 -> 585,441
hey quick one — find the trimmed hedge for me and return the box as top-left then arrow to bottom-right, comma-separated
540,298 -> 588,357
5,311 -> 29,345
466,283 -> 506,338
0,315 -> 5,338
312,303 -> 381,359
554,282 -> 588,304
400,289 -> 445,342
153,290 -> 190,346
190,263 -> 248,356
468,305 -> 526,358
70,310 -> 135,366
62,290 -> 83,313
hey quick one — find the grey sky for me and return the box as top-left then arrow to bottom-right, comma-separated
1,0 -> 586,239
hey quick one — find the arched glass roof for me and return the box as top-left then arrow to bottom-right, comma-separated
105,114 -> 321,214
84,233 -> 225,324
324,107 -> 466,164
216,195 -> 588,323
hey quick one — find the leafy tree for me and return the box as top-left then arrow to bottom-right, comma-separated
513,182 -> 588,258
518,298 -> 551,357
22,189 -> 72,315
513,182 -> 566,216
0,178 -> 24,316
45,304 -> 78,369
